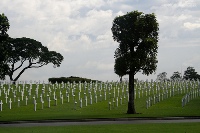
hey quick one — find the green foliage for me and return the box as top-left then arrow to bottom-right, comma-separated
183,67 -> 200,81
112,10 -> 159,76
157,72 -> 168,81
4,37 -> 64,81
0,13 -> 9,40
170,71 -> 182,81
114,56 -> 128,81
111,10 -> 159,114
0,13 -> 10,80
0,14 -> 64,81
48,76 -> 98,84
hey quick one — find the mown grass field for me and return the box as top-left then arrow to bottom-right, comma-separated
0,123 -> 200,133
0,80 -> 199,121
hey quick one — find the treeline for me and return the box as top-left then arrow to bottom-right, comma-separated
156,66 -> 200,81
48,76 -> 99,84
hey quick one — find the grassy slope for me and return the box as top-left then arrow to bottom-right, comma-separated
0,82 -> 199,121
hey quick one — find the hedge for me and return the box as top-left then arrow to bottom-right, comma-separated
48,76 -> 98,84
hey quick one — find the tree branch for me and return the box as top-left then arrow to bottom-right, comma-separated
13,59 -> 26,71
30,63 -> 46,68
13,66 -> 31,81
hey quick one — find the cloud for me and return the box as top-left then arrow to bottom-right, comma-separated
154,0 -> 197,9
46,8 -> 115,53
183,55 -> 200,67
47,33 -> 69,52
1,0 -> 200,82
149,0 -> 200,49
177,14 -> 192,21
184,22 -> 200,30
177,0 -> 196,8
83,61 -> 113,71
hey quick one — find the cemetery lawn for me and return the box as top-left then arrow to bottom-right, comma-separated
0,95 -> 200,121
0,123 -> 200,133
0,82 -> 200,122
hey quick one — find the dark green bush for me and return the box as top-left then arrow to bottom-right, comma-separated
48,76 -> 99,84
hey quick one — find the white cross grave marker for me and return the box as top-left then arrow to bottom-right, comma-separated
34,100 -> 37,111
54,97 -> 57,106
5,92 -> 8,104
90,96 -> 92,105
95,95 -> 97,103
25,96 -> 28,106
48,97 -> 51,108
116,97 -> 118,107
80,98 -> 82,108
74,100 -> 77,110
0,100 -> 3,111
120,97 -> 122,105
61,95 -> 63,104
41,100 -> 44,109
67,94 -> 69,103
9,98 -> 12,109
18,97 -> 20,107
108,102 -> 111,110
21,91 -> 24,101
85,96 -> 87,106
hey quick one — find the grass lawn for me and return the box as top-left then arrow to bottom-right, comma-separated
0,82 -> 200,133
0,95 -> 199,121
0,123 -> 200,133
0,81 -> 199,121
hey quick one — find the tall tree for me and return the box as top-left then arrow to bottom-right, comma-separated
157,72 -> 167,81
170,71 -> 182,81
183,67 -> 200,81
111,11 -> 159,114
4,37 -> 64,82
0,13 -> 10,80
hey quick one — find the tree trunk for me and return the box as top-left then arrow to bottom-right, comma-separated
13,66 -> 30,82
120,76 -> 122,82
9,66 -> 30,84
127,72 -> 136,114
9,74 -> 16,84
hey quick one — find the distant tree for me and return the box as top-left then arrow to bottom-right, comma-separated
183,67 -> 200,81
170,71 -> 182,81
157,72 -> 167,81
0,13 -> 10,80
0,13 -> 9,40
111,11 -> 159,114
3,37 -> 64,82
114,56 -> 128,82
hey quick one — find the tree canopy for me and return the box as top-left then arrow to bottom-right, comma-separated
170,71 -> 182,81
0,14 -> 64,82
183,67 -> 200,81
112,11 -> 159,76
111,11 -> 159,114
4,37 -> 64,82
114,56 -> 128,82
157,72 -> 168,81
0,13 -> 9,40
0,13 -> 10,80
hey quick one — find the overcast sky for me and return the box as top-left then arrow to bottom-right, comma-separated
1,0 -> 200,82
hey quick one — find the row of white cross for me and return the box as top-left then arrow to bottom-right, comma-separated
182,89 -> 200,107
0,81 -> 130,111
0,80 -> 199,111
146,81 -> 200,109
